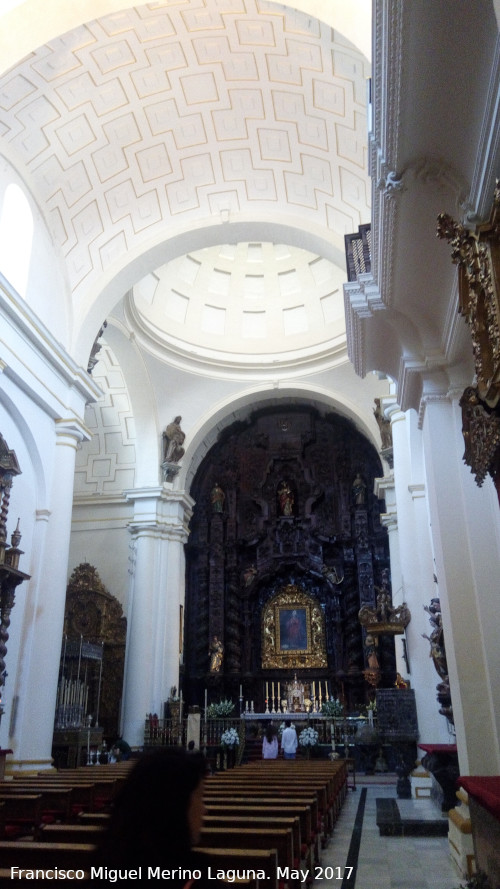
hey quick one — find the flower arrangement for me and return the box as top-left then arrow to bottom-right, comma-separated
321,697 -> 344,718
206,698 -> 235,718
220,727 -> 240,748
299,726 -> 319,747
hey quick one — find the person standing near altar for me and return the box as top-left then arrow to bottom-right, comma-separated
262,724 -> 278,759
281,720 -> 298,760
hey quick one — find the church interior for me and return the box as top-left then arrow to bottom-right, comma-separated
1,0 -> 500,882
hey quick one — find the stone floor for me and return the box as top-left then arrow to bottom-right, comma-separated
314,782 -> 462,889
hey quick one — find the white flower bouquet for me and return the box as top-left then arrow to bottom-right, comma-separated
298,726 -> 319,747
220,727 -> 239,748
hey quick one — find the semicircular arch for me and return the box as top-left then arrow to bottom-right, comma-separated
74,218 -> 350,367
179,379 -> 385,493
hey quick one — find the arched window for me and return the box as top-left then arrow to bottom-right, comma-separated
0,183 -> 33,297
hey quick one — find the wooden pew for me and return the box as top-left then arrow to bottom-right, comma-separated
205,785 -> 325,848
204,803 -> 313,869
193,846 -> 278,889
0,795 -> 42,839
37,823 -> 105,844
78,812 -> 111,827
203,815 -> 300,867
0,840 -> 95,870
11,779 -> 95,813
207,762 -> 346,839
0,786 -> 73,822
198,826 -> 296,887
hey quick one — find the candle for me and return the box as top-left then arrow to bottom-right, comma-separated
204,688 -> 208,711
266,682 -> 269,699
325,681 -> 328,700
278,681 -> 281,700
312,681 -> 315,698
272,681 -> 274,700
239,684 -> 242,697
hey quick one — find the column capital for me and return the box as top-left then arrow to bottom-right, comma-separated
374,472 -> 395,499
408,483 -> 426,500
127,521 -> 190,544
380,509 -> 398,531
55,417 -> 91,446
124,485 -> 194,539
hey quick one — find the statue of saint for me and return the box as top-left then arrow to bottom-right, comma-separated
210,482 -> 225,513
209,636 -> 224,672
364,633 -> 380,669
163,416 -> 185,463
373,398 -> 393,449
277,480 -> 294,516
352,472 -> 366,505
242,565 -> 257,587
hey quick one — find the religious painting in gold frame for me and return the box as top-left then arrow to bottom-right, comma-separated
261,585 -> 328,669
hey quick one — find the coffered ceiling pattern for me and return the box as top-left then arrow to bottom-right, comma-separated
0,0 -> 370,309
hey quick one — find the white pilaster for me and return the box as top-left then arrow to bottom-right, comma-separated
422,393 -> 500,774
121,487 -> 193,748
9,422 -> 87,768
386,403 -> 450,744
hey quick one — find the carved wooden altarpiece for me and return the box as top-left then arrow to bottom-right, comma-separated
185,405 -> 394,711
437,182 -> 500,500
62,563 -> 126,739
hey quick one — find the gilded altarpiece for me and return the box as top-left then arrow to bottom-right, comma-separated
184,406 -> 394,711
438,183 -> 500,498
62,563 -> 126,738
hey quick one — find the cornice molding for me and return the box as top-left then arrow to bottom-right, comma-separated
0,275 -> 101,406
343,273 -> 386,378
468,34 -> 500,221
408,483 -> 426,500
418,393 -> 451,428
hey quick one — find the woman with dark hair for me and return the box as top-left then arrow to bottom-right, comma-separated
262,723 -> 278,759
94,748 -> 210,885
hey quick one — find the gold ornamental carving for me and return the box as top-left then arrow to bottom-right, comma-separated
459,386 -> 500,486
358,587 -> 411,637
261,585 -> 328,670
437,182 -> 500,409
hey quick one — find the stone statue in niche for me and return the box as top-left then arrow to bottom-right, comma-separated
321,564 -> 344,587
277,480 -> 294,516
210,482 -> 225,513
162,416 -> 185,463
373,398 -> 393,450
209,635 -> 224,672
352,472 -> 366,505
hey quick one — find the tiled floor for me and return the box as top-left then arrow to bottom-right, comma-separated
315,783 -> 461,889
